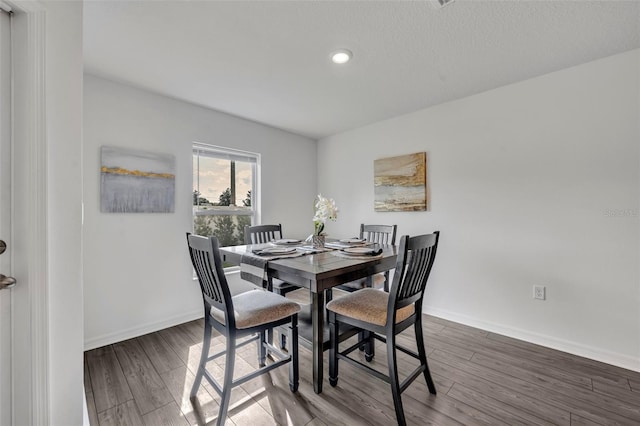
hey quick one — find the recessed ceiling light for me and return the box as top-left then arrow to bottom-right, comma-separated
331,49 -> 352,64
428,0 -> 455,9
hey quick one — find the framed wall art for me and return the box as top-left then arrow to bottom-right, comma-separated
374,152 -> 427,212
100,146 -> 176,213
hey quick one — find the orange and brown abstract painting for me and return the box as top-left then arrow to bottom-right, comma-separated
374,152 -> 427,212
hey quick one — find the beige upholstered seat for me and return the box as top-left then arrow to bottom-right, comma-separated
326,288 -> 413,326
212,290 -> 301,329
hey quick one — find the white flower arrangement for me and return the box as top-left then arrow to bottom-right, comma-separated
312,194 -> 338,236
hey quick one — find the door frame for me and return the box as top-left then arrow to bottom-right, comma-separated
7,1 -> 49,424
0,6 -> 12,426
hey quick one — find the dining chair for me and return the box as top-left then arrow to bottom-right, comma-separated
244,223 -> 304,349
186,233 -> 300,426
336,224 -> 397,293
244,224 -> 301,297
327,231 -> 440,426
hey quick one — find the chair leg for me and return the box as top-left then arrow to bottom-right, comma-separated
258,330 -> 267,367
414,319 -> 436,394
329,312 -> 338,387
280,331 -> 287,350
289,315 -> 299,392
267,328 -> 275,349
191,318 -> 212,399
387,333 -> 407,426
217,334 -> 236,426
364,330 -> 375,362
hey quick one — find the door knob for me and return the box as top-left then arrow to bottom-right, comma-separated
0,274 -> 16,290
0,240 -> 5,255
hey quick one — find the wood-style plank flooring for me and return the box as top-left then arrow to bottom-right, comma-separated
84,289 -> 640,425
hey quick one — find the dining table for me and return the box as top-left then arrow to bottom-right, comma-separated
219,239 -> 398,394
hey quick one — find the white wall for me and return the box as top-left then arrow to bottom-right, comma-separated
318,49 -> 640,371
83,75 -> 316,348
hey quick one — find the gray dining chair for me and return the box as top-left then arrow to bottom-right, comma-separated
327,231 -> 440,426
244,224 -> 301,297
244,224 -> 303,349
187,233 -> 300,426
336,224 -> 397,293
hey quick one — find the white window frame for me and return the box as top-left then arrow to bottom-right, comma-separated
192,142 -> 261,241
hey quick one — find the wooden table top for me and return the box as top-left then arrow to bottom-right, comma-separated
220,242 -> 398,293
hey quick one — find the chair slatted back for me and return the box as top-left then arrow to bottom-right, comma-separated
186,233 -> 234,322
389,232 -> 440,314
360,224 -> 397,245
244,224 -> 283,244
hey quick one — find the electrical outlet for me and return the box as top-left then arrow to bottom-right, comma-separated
533,285 -> 546,300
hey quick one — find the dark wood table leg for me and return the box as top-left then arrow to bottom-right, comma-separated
364,276 -> 375,360
312,289 -> 324,394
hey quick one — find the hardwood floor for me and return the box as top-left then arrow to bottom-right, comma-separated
84,289 -> 640,425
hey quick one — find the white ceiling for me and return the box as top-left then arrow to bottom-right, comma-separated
83,0 -> 640,140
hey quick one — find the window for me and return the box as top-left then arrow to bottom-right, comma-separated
193,143 -> 259,247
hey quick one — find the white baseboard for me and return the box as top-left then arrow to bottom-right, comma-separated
83,309 -> 203,351
424,306 -> 640,373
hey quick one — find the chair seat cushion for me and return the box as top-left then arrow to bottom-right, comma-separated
211,291 -> 301,329
339,273 -> 386,291
326,288 -> 414,326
